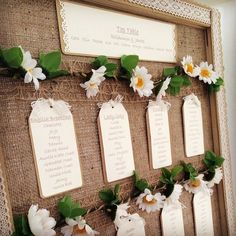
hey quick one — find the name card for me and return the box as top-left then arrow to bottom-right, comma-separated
29,99 -> 82,198
117,214 -> 146,236
56,0 -> 176,62
98,98 -> 135,182
161,203 -> 185,236
193,192 -> 214,236
183,94 -> 204,157
147,101 -> 172,169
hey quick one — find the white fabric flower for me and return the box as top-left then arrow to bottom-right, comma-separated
136,188 -> 165,213
197,62 -> 218,84
61,216 -> 99,236
80,66 -> 106,98
130,66 -> 154,97
28,204 -> 56,236
207,168 -> 223,188
184,174 -> 211,194
21,49 -> 46,90
165,184 -> 183,206
181,55 -> 200,77
156,77 -> 171,100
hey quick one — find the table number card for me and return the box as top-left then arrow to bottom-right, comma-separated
161,203 -> 185,236
98,96 -> 135,182
193,192 -> 214,236
29,99 -> 82,198
182,94 -> 204,157
147,100 -> 172,169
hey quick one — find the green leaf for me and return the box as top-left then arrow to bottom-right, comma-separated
13,215 -> 32,236
209,77 -> 224,92
161,168 -> 172,179
47,69 -> 69,79
163,67 -> 177,77
105,63 -> 117,77
182,75 -> 191,87
183,163 -> 198,179
170,76 -> 184,87
204,151 -> 224,169
133,170 -> 139,183
70,207 -> 87,218
135,179 -> 149,192
2,47 -> 23,68
92,55 -> 108,68
121,55 -> 139,74
99,189 -> 115,203
114,184 -> 120,197
39,51 -> 61,73
166,86 -> 181,95
171,165 -> 183,178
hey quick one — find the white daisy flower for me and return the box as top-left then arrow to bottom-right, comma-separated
20,48 -> 46,90
130,66 -> 154,97
181,55 -> 200,78
156,77 -> 171,100
80,66 -> 106,98
27,204 -> 56,236
197,62 -> 218,84
184,174 -> 210,194
136,188 -> 165,213
165,184 -> 183,206
61,216 -> 99,236
207,168 -> 223,188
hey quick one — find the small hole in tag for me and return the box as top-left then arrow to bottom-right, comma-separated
50,105 -> 53,108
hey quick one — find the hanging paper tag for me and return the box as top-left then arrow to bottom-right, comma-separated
161,203 -> 185,236
182,94 -> 204,157
98,96 -> 135,182
193,192 -> 214,236
147,100 -> 172,169
117,214 -> 146,236
29,99 -> 82,198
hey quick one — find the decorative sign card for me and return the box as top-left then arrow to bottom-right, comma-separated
182,94 -> 204,157
193,192 -> 214,236
56,0 -> 176,62
98,96 -> 135,182
147,100 -> 172,169
29,99 -> 82,198
161,203 -> 185,236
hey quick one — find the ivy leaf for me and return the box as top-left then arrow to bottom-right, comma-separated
209,77 -> 224,92
204,151 -> 225,169
121,55 -> 139,75
166,86 -> 180,96
39,51 -> 61,73
182,75 -> 191,86
171,165 -> 183,178
1,47 -> 23,69
13,215 -> 33,236
170,76 -> 184,87
105,63 -> 117,77
163,67 -> 177,77
58,196 -> 86,218
135,179 -> 149,192
92,55 -> 108,68
183,163 -> 198,180
161,168 -> 172,179
47,70 -> 69,79
99,189 -> 115,203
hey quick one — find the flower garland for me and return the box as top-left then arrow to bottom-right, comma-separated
0,46 -> 223,94
12,151 -> 224,236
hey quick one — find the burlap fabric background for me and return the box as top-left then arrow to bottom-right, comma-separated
0,0 -> 224,235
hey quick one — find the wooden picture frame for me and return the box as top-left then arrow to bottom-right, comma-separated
0,0 -> 235,235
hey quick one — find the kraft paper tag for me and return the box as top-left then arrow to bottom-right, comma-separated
29,98 -> 82,198
98,96 -> 135,182
193,192 -> 214,236
147,100 -> 172,169
183,93 -> 204,157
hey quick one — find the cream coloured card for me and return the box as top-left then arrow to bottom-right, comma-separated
161,203 -> 185,236
147,100 -> 172,169
98,96 -> 135,182
183,94 -> 204,157
29,99 -> 82,198
193,192 -> 214,236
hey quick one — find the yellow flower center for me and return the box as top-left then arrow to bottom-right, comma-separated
189,179 -> 201,188
200,68 -> 211,78
73,225 -> 86,234
143,196 -> 157,205
89,82 -> 97,88
186,64 -> 194,74
136,76 -> 144,89
27,68 -> 33,73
